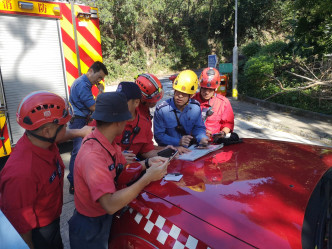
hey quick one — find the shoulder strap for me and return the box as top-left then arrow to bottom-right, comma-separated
172,110 -> 187,136
172,110 -> 181,127
190,98 -> 201,106
156,101 -> 168,111
126,114 -> 140,150
83,137 -> 124,183
83,137 -> 116,166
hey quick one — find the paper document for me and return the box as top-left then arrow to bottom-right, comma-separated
178,144 -> 224,161
164,173 -> 183,182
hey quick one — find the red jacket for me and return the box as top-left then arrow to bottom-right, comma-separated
193,93 -> 234,135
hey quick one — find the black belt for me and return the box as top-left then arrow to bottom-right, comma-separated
70,115 -> 91,125
73,115 -> 88,120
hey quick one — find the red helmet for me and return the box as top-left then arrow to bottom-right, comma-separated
135,73 -> 163,103
16,91 -> 72,130
199,67 -> 220,89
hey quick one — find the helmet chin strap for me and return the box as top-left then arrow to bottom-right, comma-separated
26,125 -> 64,144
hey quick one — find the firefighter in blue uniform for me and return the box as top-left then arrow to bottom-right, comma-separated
154,70 -> 209,147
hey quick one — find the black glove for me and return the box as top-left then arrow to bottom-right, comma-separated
213,132 -> 242,145
188,137 -> 197,147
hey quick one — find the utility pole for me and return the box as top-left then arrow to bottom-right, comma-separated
232,0 -> 238,99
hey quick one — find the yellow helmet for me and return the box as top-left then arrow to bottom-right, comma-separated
173,70 -> 198,95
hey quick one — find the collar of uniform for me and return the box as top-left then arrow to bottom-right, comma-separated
126,108 -> 140,128
89,128 -> 117,156
169,98 -> 180,112
82,74 -> 93,88
169,97 -> 191,112
138,103 -> 150,120
196,92 -> 215,107
22,133 -> 58,162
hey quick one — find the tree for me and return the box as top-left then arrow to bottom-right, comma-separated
267,57 -> 332,104
292,0 -> 332,55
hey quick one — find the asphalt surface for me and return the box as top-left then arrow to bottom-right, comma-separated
59,78 -> 332,249
229,97 -> 332,147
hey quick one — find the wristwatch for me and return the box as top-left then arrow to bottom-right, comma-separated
145,158 -> 150,169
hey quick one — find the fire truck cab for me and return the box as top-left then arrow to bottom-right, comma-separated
0,0 -> 103,160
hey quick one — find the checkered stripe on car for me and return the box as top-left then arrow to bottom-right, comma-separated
129,208 -> 211,249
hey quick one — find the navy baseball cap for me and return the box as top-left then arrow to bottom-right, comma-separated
91,92 -> 132,122
116,81 -> 142,100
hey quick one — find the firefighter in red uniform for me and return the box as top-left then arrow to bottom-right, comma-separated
135,74 -> 190,154
135,73 -> 164,122
193,67 -> 234,138
114,82 -> 185,163
69,92 -> 168,249
114,82 -> 157,161
89,80 -> 187,160
0,91 -> 92,249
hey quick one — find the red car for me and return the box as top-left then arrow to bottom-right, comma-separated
109,138 -> 332,249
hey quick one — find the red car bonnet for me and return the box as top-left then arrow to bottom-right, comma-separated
143,139 -> 332,249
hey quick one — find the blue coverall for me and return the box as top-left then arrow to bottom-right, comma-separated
153,98 -> 208,146
67,74 -> 95,186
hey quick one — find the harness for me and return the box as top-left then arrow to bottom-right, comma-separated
83,137 -> 123,183
172,110 -> 187,136
203,95 -> 216,123
171,98 -> 200,136
172,109 -> 197,146
121,114 -> 141,151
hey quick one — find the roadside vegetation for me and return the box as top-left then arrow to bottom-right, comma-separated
83,0 -> 331,114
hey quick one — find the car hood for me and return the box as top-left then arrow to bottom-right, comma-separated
144,138 -> 332,249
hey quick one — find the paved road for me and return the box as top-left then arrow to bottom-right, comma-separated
60,75 -> 331,249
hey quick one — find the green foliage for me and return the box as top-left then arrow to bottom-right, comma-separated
103,52 -> 178,84
259,41 -> 289,56
86,0 -> 298,76
241,41 -> 261,58
88,0 -> 331,71
272,91 -> 332,115
81,0 -> 332,113
244,55 -> 274,89
239,39 -> 332,114
292,0 -> 332,55
129,51 -> 146,70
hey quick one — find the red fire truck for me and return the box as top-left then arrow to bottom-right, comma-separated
0,0 -> 103,159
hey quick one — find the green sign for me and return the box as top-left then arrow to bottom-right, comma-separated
219,63 -> 233,73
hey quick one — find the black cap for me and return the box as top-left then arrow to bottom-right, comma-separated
91,92 -> 132,122
116,82 -> 142,100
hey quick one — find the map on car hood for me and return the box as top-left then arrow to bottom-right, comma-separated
178,144 -> 224,161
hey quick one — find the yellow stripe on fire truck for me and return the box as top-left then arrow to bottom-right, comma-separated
0,0 -> 60,17
62,43 -> 78,69
0,113 -> 11,157
76,6 -> 101,44
59,2 -> 103,91
77,31 -> 102,63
